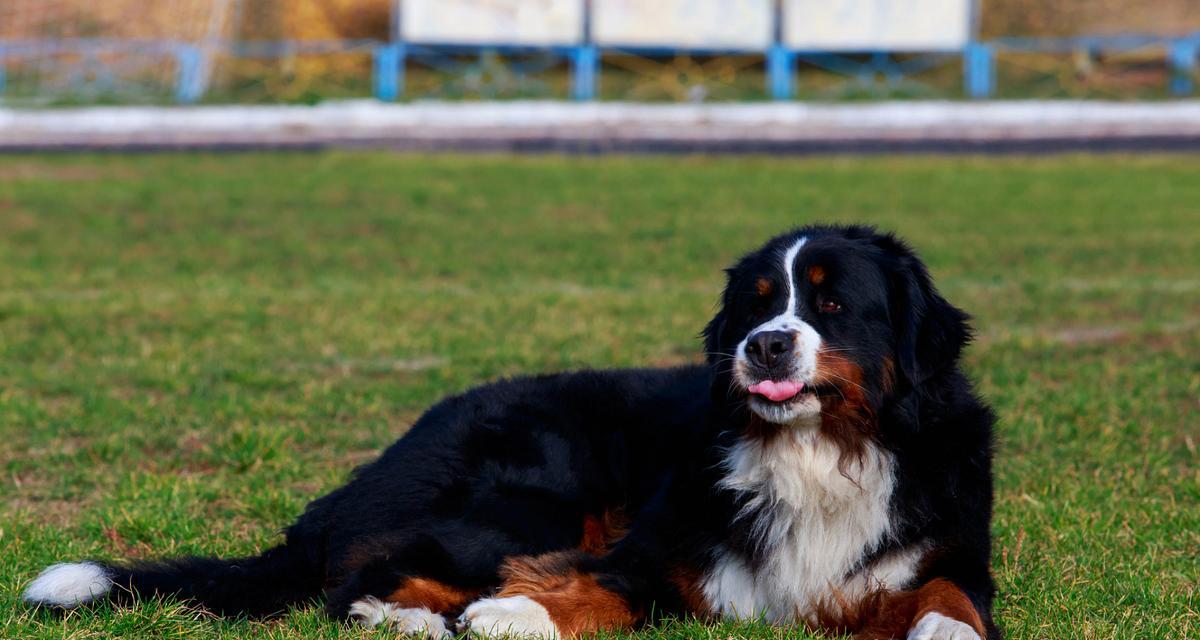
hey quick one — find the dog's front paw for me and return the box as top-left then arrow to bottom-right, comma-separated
907,612 -> 982,640
458,595 -> 559,638
348,596 -> 450,637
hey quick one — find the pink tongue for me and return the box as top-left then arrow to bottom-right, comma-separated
747,380 -> 804,402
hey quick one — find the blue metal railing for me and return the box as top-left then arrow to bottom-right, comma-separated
966,33 -> 1200,99
1,33 -> 1197,103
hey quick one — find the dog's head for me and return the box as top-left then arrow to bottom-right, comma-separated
704,225 -> 971,430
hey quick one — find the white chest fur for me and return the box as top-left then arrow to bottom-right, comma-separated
701,424 -> 908,624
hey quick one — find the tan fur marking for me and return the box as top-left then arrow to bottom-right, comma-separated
496,551 -> 583,597
813,585 -> 889,635
911,578 -> 986,637
579,516 -> 608,555
579,508 -> 630,555
814,347 -> 876,470
526,574 -> 638,636
808,265 -> 826,285
384,577 -> 479,613
881,356 -> 896,395
669,565 -> 712,617
496,551 -> 637,636
756,277 -> 773,297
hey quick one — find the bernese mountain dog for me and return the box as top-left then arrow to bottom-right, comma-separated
24,225 -> 998,640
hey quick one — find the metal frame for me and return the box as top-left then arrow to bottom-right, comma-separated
0,39 -> 186,101
374,0 -> 979,102
377,0 -> 591,101
1,1 -> 1196,104
372,43 -> 587,101
0,38 -> 381,103
768,0 -> 981,100
962,33 -> 1200,99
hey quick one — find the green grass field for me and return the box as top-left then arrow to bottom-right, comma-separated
1,153 -> 1196,639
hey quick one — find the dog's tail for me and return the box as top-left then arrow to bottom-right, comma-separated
23,543 -> 322,617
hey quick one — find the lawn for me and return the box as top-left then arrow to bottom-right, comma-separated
0,152 -> 1196,639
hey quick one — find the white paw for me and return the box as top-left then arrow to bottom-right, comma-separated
23,562 -> 112,608
908,611 -> 982,640
348,596 -> 450,637
458,595 -> 559,639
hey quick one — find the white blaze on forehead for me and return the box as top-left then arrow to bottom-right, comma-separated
780,237 -> 806,317
736,236 -> 821,380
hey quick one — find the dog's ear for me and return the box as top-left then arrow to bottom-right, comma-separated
875,234 -> 972,388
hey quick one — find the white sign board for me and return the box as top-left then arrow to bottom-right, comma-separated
401,0 -> 583,46
784,0 -> 972,51
592,0 -> 773,50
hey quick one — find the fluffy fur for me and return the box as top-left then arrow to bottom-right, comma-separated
461,596 -> 560,638
23,563 -> 112,608
704,425 -> 900,623
24,225 -> 997,640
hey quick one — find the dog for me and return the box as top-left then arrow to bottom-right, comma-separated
24,225 -> 998,639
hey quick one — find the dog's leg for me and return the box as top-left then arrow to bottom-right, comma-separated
327,561 -> 481,638
346,595 -> 453,637
903,578 -> 987,640
340,575 -> 481,638
458,550 -> 641,639
853,578 -> 991,640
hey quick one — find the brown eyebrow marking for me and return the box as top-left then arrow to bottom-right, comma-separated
755,278 -> 773,296
808,265 -> 826,285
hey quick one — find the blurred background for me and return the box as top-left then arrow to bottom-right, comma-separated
1,0 -> 1198,105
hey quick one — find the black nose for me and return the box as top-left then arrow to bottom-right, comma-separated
745,330 -> 795,369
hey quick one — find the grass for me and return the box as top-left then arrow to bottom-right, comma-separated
0,152 -> 1196,639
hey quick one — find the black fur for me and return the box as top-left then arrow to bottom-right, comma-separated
30,225 -> 997,638
91,366 -> 713,618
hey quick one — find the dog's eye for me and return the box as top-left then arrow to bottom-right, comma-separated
819,299 -> 842,313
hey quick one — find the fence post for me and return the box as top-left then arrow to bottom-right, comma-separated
373,43 -> 405,101
1169,38 -> 1197,96
767,45 -> 794,100
174,44 -> 205,103
963,42 -> 994,99
570,45 -> 598,101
